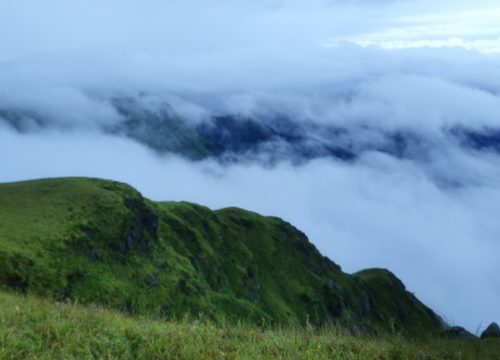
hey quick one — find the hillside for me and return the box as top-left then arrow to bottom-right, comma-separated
0,177 -> 442,334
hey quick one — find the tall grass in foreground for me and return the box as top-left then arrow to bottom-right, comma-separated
0,290 -> 498,360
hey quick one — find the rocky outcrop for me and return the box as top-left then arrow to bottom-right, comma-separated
481,322 -> 500,339
114,197 -> 158,254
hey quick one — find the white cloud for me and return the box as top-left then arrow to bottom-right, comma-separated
336,37 -> 500,54
325,3 -> 500,53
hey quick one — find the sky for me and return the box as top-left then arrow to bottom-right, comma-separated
1,0 -> 500,332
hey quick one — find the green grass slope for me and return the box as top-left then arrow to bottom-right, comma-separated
2,290 -> 499,360
0,177 -> 442,334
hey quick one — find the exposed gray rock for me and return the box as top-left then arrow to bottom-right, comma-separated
126,224 -> 143,250
148,274 -> 160,288
326,278 -> 340,291
195,285 -> 206,296
360,297 -> 372,316
248,283 -> 261,301
481,322 -> 500,339
114,196 -> 159,254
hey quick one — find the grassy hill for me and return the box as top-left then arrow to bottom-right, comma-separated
0,177 -> 441,334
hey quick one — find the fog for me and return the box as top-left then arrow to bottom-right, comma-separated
1,0 -> 500,332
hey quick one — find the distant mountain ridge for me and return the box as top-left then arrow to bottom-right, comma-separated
0,177 -> 443,334
2,96 -> 499,166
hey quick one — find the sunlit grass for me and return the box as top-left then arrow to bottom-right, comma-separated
1,290 -> 498,360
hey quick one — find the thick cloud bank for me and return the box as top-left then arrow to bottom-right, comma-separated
1,0 -> 500,332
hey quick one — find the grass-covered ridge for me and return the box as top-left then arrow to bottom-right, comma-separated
0,177 -> 441,334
